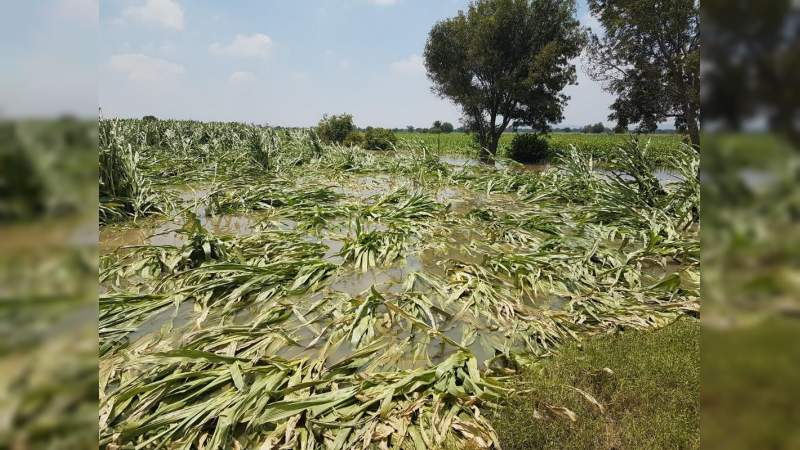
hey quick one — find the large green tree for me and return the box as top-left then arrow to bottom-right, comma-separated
424,0 -> 584,161
586,0 -> 699,146
702,0 -> 800,146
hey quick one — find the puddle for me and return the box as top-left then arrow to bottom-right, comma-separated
439,155 -> 483,167
654,170 -> 685,185
126,299 -> 196,345
205,214 -> 260,235
439,155 -> 549,173
435,186 -> 482,214
100,212 -> 265,253
328,264 -> 411,296
99,218 -> 180,252
333,174 -> 410,200
436,185 -> 520,216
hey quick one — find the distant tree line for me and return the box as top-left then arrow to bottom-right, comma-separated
399,121 -> 459,133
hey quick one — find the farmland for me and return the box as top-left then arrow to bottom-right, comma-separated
99,118 -> 699,449
397,131 -> 684,161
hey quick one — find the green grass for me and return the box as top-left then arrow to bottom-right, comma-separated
702,319 -> 800,450
494,319 -> 699,450
396,131 -> 684,159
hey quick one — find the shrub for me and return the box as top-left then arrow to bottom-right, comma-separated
142,115 -> 158,122
317,114 -> 356,144
506,133 -> 551,163
364,127 -> 397,151
342,131 -> 365,147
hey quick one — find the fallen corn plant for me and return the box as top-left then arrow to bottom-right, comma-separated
99,118 -> 699,449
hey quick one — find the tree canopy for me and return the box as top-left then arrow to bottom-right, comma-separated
702,0 -> 800,145
424,0 -> 584,161
586,0 -> 699,145
431,121 -> 455,133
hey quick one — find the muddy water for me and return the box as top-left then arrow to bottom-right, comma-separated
126,300 -> 196,344
99,218 -> 179,251
439,154 -> 549,172
439,155 -> 484,167
101,174 -> 694,369
100,184 -> 267,253
436,184 -> 523,217
436,186 -> 483,215
332,174 -> 411,199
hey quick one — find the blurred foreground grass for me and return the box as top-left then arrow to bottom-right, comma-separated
0,118 -> 97,449
703,319 -> 800,449
494,319 -> 699,450
702,131 -> 800,449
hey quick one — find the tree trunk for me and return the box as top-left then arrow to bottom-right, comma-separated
478,134 -> 500,164
685,105 -> 700,148
478,144 -> 494,164
674,68 -> 700,149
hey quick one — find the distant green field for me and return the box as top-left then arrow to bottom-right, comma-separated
397,131 -> 685,159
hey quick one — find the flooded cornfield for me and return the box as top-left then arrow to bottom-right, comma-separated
99,119 -> 699,449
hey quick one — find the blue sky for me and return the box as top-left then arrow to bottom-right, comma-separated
3,0 -> 613,127
0,0 -> 97,118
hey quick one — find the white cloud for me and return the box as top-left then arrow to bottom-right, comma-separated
210,34 -> 273,58
337,59 -> 351,70
124,0 -> 184,31
390,54 -> 425,76
109,53 -> 184,82
368,0 -> 398,5
229,71 -> 256,83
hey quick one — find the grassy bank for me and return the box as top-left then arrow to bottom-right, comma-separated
494,319 -> 699,450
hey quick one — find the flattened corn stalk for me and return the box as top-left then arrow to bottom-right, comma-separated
99,119 -> 699,449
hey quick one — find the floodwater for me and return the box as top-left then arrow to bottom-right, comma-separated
101,169 -> 694,368
102,195 -> 515,368
100,184 -> 267,252
599,169 -> 686,186
332,174 -> 408,199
